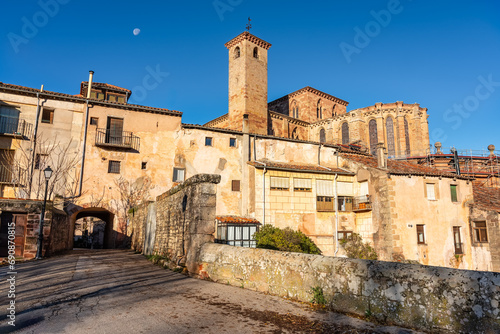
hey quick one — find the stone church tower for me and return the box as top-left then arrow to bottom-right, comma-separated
225,32 -> 271,135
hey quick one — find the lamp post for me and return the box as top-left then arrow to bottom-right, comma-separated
36,166 -> 53,259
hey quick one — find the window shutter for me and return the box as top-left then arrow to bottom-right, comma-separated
270,177 -> 289,189
359,182 -> 368,196
294,178 -> 311,189
450,185 -> 457,202
316,179 -> 333,196
426,183 -> 436,200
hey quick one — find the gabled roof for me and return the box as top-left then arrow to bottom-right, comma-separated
224,31 -> 272,50
80,81 -> 132,96
269,86 -> 349,106
342,153 -> 474,180
472,184 -> 500,213
248,160 -> 354,175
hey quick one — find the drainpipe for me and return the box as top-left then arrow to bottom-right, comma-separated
66,71 -> 93,199
334,173 -> 339,256
29,84 -> 44,196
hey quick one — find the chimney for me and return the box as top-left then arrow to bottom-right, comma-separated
376,143 -> 387,169
86,70 -> 94,99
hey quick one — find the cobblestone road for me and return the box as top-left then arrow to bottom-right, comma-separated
0,250 -> 424,334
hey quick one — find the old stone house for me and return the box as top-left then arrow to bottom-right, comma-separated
0,31 -> 498,271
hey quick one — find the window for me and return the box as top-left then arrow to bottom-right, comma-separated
316,99 -> 322,119
294,178 -> 312,192
216,222 -> 259,247
232,180 -> 240,192
369,119 -> 378,155
404,117 -> 411,155
34,153 -> 48,170
117,96 -> 125,103
316,179 -> 334,211
90,117 -> 98,126
253,47 -> 258,58
173,167 -> 185,182
108,160 -> 120,174
0,106 -> 20,134
426,183 -> 436,200
416,225 -> 426,244
450,185 -> 458,202
337,231 -> 353,241
234,46 -> 240,59
341,122 -> 349,145
141,162 -> 147,170
319,128 -> 326,143
205,137 -> 213,146
90,91 -> 104,100
106,117 -> 124,145
316,196 -> 334,211
41,108 -> 54,124
473,221 -> 488,243
270,176 -> 289,190
229,138 -> 237,147
453,227 -> 463,254
338,196 -> 353,212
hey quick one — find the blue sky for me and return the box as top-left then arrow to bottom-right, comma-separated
1,0 -> 499,152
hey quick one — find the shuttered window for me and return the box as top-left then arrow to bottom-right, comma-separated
316,179 -> 333,196
337,182 -> 353,196
294,178 -> 311,191
359,182 -> 369,196
270,177 -> 289,190
450,185 -> 458,202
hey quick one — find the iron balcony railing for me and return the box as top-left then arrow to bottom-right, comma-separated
352,195 -> 372,211
0,116 -> 33,139
95,128 -> 140,151
0,165 -> 27,185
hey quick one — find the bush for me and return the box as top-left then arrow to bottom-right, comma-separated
253,225 -> 322,255
340,233 -> 377,260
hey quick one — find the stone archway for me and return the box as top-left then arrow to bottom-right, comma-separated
70,207 -> 115,249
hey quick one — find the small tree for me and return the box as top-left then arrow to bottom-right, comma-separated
340,233 -> 378,260
253,225 -> 322,255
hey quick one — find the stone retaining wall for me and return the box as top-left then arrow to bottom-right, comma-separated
198,243 -> 500,333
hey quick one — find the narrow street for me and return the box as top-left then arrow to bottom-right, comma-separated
1,250 -> 423,334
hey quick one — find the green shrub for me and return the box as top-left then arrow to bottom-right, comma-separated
310,286 -> 327,305
340,233 -> 378,260
253,225 -> 322,255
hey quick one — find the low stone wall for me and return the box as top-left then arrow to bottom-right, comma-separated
130,174 -> 220,274
198,243 -> 500,333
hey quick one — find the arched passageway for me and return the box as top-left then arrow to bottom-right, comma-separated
70,207 -> 115,249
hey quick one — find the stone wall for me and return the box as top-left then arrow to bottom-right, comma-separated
198,243 -> 500,333
130,174 -> 220,274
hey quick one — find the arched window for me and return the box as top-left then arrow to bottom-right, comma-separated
294,106 -> 299,118
404,117 -> 411,155
386,117 -> 395,157
317,99 -> 322,119
291,101 -> 299,118
234,46 -> 240,59
319,128 -> 326,143
342,122 -> 349,145
369,119 -> 378,155
253,47 -> 258,59
332,104 -> 336,117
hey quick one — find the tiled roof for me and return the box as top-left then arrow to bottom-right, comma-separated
473,184 -> 500,213
0,82 -> 182,116
81,81 -> 132,93
248,160 -> 354,175
216,216 -> 261,224
342,153 -> 473,180
224,31 -> 272,50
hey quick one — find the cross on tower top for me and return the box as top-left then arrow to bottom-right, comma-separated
246,17 -> 252,31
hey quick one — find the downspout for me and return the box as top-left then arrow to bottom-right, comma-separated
66,70 -> 93,199
29,84 -> 44,196
334,173 -> 339,256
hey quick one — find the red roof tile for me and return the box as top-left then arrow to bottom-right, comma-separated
247,160 -> 353,175
216,216 -> 261,224
473,184 -> 500,213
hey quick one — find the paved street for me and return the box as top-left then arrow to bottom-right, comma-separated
1,250 -> 423,334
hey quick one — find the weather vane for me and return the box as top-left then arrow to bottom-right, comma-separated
246,17 -> 252,31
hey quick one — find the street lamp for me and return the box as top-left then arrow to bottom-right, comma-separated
36,166 -> 53,259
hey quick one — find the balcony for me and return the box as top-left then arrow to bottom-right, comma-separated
95,128 -> 140,151
352,195 -> 372,212
0,165 -> 27,185
0,116 -> 33,139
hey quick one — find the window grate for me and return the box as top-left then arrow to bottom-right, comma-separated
108,160 -> 120,174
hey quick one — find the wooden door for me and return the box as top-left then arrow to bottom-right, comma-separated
0,213 -> 27,257
14,214 -> 27,257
